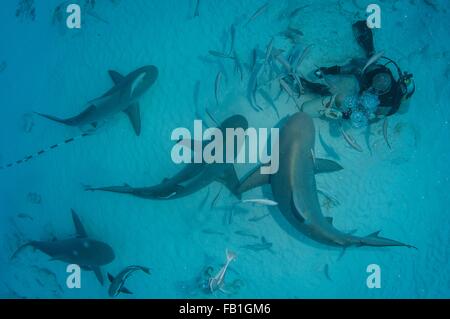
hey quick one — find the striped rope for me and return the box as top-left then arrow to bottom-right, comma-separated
0,132 -> 92,170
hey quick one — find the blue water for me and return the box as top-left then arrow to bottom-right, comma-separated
0,0 -> 449,299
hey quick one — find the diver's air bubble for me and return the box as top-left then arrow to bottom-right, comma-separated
350,110 -> 368,128
342,95 -> 359,113
360,91 -> 380,114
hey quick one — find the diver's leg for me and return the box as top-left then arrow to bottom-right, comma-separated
352,20 -> 375,58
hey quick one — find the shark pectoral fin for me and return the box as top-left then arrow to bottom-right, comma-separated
92,266 -> 104,286
314,159 -> 344,174
120,287 -> 133,294
107,273 -> 115,283
124,103 -> 142,136
71,209 -> 88,238
218,165 -> 242,199
108,70 -> 125,85
236,165 -> 270,195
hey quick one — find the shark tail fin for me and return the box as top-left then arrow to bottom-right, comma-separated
356,231 -> 417,249
226,249 -> 237,262
34,111 -> 70,125
0,132 -> 93,171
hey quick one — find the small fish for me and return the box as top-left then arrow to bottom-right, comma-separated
259,89 -> 280,119
317,189 -> 340,207
362,51 -> 385,74
193,0 -> 201,17
232,51 -> 244,81
264,37 -> 274,66
241,237 -> 273,252
245,2 -> 270,26
107,265 -> 151,298
241,198 -> 278,206
199,187 -> 210,210
339,125 -> 363,152
275,54 -> 292,73
318,130 -> 340,160
248,213 -> 270,222
383,117 -> 392,149
208,50 -> 235,60
211,187 -> 223,209
215,71 -> 223,106
86,11 -> 109,24
202,229 -> 225,236
229,24 -> 236,55
203,108 -> 219,127
279,79 -> 301,111
0,61 -> 6,73
324,264 -> 332,281
17,213 -> 33,221
365,124 -> 373,155
234,230 -> 259,239
209,249 -> 236,293
193,81 -> 201,109
294,44 -> 314,72
289,5 -> 310,19
247,63 -> 264,111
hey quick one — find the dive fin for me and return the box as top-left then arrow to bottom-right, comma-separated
236,165 -> 270,195
108,70 -> 125,85
71,209 -> 88,238
124,103 -> 142,136
120,287 -> 133,294
92,266 -> 104,286
314,159 -> 344,174
107,273 -> 115,283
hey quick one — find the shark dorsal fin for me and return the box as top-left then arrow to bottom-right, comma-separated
367,230 -> 381,238
107,273 -> 115,283
71,209 -> 88,238
124,103 -> 142,136
108,70 -> 125,85
314,158 -> 344,174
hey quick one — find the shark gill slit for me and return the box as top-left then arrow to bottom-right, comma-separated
0,132 -> 91,170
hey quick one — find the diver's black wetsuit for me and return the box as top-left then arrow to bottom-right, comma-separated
307,20 -> 406,117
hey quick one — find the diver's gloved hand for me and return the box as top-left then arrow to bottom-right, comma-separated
323,108 -> 343,120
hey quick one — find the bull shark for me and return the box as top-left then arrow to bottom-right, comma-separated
35,65 -> 159,136
11,209 -> 115,285
237,112 -> 415,249
85,115 -> 248,200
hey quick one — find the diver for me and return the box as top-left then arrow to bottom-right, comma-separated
301,20 -> 415,128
